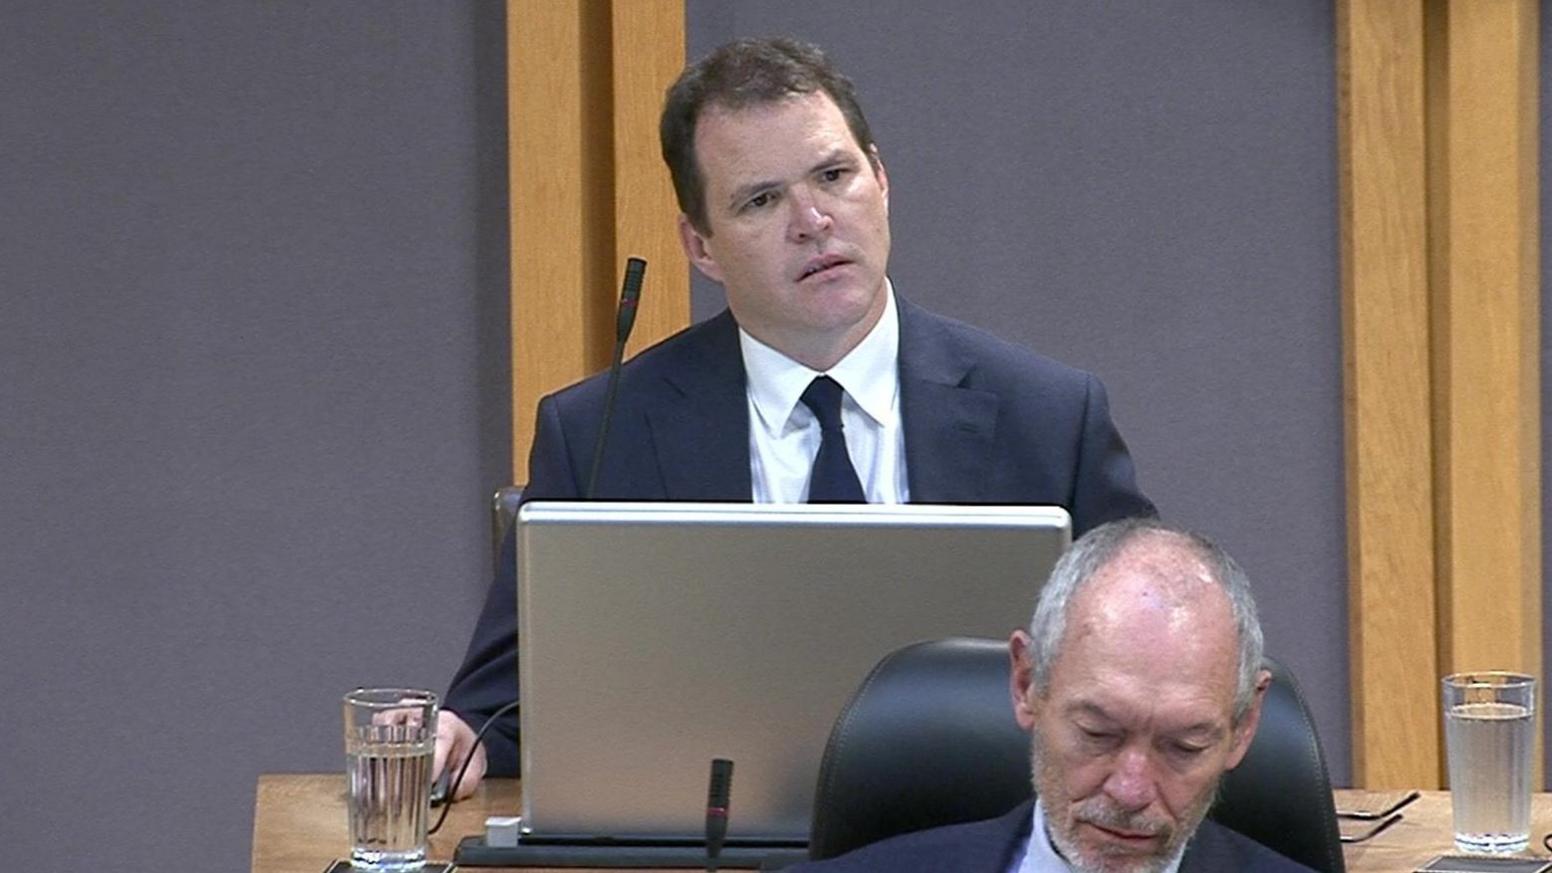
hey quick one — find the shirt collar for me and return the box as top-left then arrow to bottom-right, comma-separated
1024,800 -> 1068,871
739,281 -> 900,437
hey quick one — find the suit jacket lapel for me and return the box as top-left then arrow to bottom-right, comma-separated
897,298 -> 998,503
1177,820 -> 1239,872
645,310 -> 753,501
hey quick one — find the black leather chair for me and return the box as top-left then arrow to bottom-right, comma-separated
808,637 -> 1345,872
491,485 -> 525,571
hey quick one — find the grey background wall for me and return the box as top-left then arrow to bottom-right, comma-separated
5,1 -> 1550,869
688,0 -> 1351,782
0,3 -> 508,868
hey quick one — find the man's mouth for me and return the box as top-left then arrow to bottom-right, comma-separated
1081,820 -> 1164,849
798,255 -> 851,281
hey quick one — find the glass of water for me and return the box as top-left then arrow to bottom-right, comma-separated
1442,672 -> 1535,854
343,688 -> 439,871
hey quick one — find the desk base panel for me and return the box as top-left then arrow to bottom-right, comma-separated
453,836 -> 809,869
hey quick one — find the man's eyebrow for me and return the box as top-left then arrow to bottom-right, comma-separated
810,147 -> 858,172
1065,700 -> 1118,724
1169,722 -> 1228,741
1064,701 -> 1227,739
727,178 -> 780,211
725,149 -> 862,210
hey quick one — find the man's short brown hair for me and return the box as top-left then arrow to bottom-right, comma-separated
660,37 -> 877,233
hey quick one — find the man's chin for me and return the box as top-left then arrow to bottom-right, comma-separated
1054,823 -> 1176,873
1062,844 -> 1171,873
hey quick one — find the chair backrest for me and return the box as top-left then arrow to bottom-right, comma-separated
808,637 -> 1345,873
491,485 -> 525,571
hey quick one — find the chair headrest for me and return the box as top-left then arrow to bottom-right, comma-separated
808,637 -> 1345,873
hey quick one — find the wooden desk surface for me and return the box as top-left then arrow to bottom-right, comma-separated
253,774 -> 521,873
253,776 -> 1552,872
1334,789 -> 1552,871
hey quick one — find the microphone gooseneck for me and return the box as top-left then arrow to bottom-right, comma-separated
586,257 -> 647,499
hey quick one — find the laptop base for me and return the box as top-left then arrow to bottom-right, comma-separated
453,835 -> 809,869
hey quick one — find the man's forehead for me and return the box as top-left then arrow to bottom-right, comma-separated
693,92 -> 856,162
1048,540 -> 1239,701
698,88 -> 834,126
1049,641 -> 1239,730
1071,539 -> 1226,631
1064,693 -> 1230,736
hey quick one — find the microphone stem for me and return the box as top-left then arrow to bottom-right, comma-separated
584,257 -> 646,498
586,337 -> 628,499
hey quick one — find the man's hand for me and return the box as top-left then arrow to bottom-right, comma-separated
434,711 -> 488,801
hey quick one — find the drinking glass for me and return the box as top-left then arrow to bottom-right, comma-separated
343,688 -> 439,871
1442,672 -> 1535,854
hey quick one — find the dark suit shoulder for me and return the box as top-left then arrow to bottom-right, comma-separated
892,296 -> 1154,526
784,801 -> 1031,873
544,309 -> 740,413
1182,820 -> 1321,873
527,308 -> 751,502
899,299 -> 1094,391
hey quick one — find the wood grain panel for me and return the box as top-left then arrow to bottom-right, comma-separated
1337,0 -> 1440,789
1426,0 -> 1542,783
610,0 -> 690,358
508,1 -> 605,474
507,1 -> 690,476
1339,0 -> 1542,789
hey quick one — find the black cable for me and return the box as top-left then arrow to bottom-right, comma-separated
428,700 -> 521,836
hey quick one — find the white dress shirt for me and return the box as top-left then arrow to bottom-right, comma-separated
739,283 -> 909,504
1007,800 -> 1185,873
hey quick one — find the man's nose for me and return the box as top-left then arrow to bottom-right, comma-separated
1102,748 -> 1159,811
787,188 -> 833,241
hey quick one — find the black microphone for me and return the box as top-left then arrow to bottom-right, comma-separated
705,758 -> 734,872
614,256 -> 645,346
585,257 -> 647,498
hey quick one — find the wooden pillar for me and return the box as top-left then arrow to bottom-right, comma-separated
507,0 -> 690,477
1426,0 -> 1542,785
1339,0 -> 1541,788
1338,0 -> 1439,790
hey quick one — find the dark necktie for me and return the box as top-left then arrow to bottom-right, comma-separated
800,376 -> 866,503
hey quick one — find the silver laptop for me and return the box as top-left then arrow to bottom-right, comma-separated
515,501 -> 1070,845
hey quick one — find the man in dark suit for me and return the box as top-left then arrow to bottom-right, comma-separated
786,518 -> 1315,873
434,37 -> 1155,796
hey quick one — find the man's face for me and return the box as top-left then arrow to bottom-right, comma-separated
678,90 -> 891,370
1008,549 -> 1265,873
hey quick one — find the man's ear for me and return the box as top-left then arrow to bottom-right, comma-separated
677,213 -> 725,283
868,145 -> 889,213
1224,668 -> 1273,770
1009,630 -> 1039,730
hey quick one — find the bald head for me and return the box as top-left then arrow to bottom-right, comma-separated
1008,520 -> 1272,873
1062,535 -> 1242,700
1025,519 -> 1264,722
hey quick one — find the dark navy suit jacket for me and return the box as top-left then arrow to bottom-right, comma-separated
445,298 -> 1156,773
784,799 -> 1318,873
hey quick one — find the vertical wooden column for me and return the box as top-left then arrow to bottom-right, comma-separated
1339,0 -> 1541,788
507,0 -> 689,476
1338,0 -> 1439,790
1427,0 -> 1542,783
610,1 -> 690,361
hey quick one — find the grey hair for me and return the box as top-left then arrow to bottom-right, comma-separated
1025,517 -> 1265,722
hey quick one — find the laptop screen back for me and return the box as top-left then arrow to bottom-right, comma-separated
516,501 -> 1070,843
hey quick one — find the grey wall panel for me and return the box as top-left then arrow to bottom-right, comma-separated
688,1 -> 1349,783
0,2 -> 509,866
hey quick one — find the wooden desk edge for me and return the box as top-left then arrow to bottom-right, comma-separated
253,779 -> 1552,873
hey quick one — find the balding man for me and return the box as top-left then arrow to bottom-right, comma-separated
789,518 -> 1316,873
